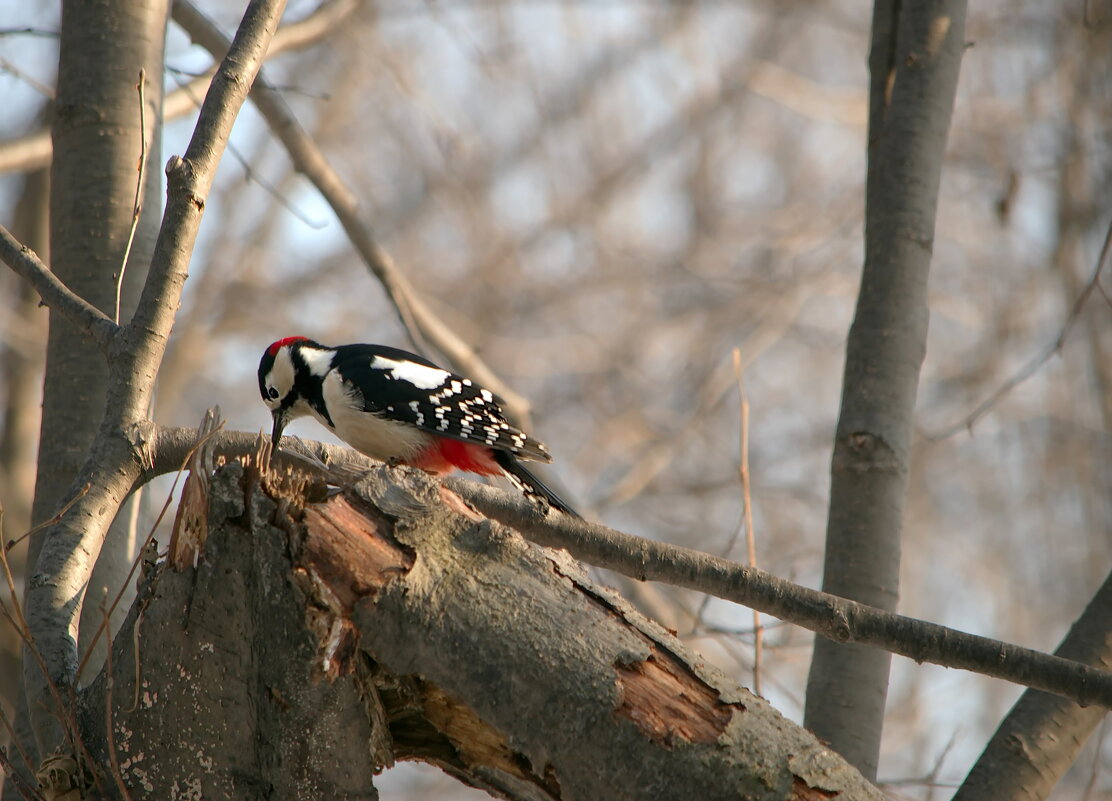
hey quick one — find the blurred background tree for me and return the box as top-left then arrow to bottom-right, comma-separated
0,1 -> 1109,798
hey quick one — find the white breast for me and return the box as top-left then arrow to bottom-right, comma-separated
315,371 -> 431,462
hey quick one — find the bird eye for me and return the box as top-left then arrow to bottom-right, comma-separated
268,387 -> 280,400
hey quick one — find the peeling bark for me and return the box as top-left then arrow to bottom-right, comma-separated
614,644 -> 736,747
75,462 -> 886,800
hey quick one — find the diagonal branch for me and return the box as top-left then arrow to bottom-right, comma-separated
0,224 -> 117,350
143,424 -> 1112,712
446,478 -> 1112,711
171,0 -> 534,426
121,0 -> 289,422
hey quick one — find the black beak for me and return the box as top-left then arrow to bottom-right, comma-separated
271,409 -> 288,449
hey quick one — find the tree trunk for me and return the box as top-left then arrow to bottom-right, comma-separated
803,1 -> 967,779
16,0 -> 169,772
36,0 -> 167,522
35,0 -> 169,680
77,461 -> 887,800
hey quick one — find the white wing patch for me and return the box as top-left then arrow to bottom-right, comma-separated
300,346 -> 335,377
372,355 -> 450,389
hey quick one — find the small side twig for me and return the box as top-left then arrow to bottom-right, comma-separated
6,483 -> 92,551
114,69 -> 148,325
0,510 -> 87,776
689,348 -> 763,695
732,348 -> 762,697
927,215 -> 1112,440
0,224 -> 117,350
125,607 -> 147,714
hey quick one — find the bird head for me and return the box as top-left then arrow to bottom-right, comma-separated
258,336 -> 318,447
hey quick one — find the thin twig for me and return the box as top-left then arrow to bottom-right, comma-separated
688,619 -> 788,640
0,27 -> 58,38
927,215 -> 1112,440
0,224 -> 117,350
115,69 -> 148,325
922,728 -> 960,801
169,71 -> 325,228
0,55 -> 54,98
733,348 -> 762,697
101,602 -> 133,801
126,607 -> 146,714
0,509 -> 38,782
5,483 -> 91,551
0,701 -> 37,783
0,506 -> 32,635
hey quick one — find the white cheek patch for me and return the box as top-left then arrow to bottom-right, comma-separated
266,349 -> 297,404
372,356 -> 450,389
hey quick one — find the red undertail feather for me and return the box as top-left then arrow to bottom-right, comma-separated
407,438 -> 502,476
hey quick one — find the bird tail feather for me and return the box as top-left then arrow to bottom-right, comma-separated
493,451 -> 580,518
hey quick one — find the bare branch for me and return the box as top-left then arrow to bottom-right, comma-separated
0,224 -> 117,350
141,422 -> 1112,711
115,69 -> 149,325
123,0 -> 288,419
444,477 -> 1112,711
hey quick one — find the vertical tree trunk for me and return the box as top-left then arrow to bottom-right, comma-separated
803,1 -> 967,779
24,0 -> 169,760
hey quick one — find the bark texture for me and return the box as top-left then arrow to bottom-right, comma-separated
803,1 -> 968,779
36,0 -> 167,521
80,464 -> 378,800
23,0 -> 169,763
77,461 -> 887,800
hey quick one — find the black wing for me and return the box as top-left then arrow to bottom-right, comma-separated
329,344 -> 552,462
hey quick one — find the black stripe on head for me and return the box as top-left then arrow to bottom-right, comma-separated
287,342 -> 335,427
258,349 -> 278,401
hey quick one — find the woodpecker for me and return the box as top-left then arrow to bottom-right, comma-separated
258,337 -> 578,517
